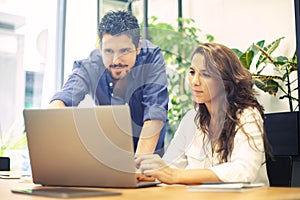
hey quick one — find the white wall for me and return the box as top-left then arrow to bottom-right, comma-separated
146,0 -> 297,113
183,0 -> 295,55
64,0 -> 98,81
185,0 -> 296,113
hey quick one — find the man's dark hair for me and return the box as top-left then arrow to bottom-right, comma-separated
98,10 -> 140,48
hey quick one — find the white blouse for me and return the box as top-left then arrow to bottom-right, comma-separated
163,108 -> 269,186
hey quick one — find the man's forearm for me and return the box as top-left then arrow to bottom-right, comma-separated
48,100 -> 66,108
135,120 -> 163,155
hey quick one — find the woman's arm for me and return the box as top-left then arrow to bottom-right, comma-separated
162,109 -> 197,168
135,154 -> 221,184
135,108 -> 266,185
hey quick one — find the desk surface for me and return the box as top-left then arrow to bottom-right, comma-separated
1,178 -> 300,200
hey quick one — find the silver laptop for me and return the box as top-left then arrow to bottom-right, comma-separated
23,105 -> 158,188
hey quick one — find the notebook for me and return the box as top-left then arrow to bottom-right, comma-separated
23,105 -> 158,188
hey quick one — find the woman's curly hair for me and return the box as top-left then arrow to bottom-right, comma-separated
191,43 -> 272,163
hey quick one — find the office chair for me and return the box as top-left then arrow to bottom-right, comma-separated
267,156 -> 293,187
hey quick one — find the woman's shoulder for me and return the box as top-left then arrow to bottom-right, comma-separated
182,109 -> 197,122
176,109 -> 198,131
238,106 -> 264,124
239,107 -> 262,116
172,109 -> 198,139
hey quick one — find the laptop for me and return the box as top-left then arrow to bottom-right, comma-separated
23,105 -> 158,188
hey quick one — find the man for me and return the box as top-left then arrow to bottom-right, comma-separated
49,10 -> 169,155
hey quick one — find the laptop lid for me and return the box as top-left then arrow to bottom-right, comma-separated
24,105 -> 156,188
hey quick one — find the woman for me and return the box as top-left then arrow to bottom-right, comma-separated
135,43 -> 272,185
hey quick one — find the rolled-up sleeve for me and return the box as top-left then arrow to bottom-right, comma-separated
50,60 -> 90,106
51,50 -> 103,106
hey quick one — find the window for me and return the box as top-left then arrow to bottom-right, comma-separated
0,0 -> 58,170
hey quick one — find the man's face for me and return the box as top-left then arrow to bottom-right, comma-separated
101,34 -> 141,80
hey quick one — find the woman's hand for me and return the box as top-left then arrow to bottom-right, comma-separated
135,154 -> 177,184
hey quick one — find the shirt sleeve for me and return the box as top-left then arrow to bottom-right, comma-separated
50,60 -> 89,106
163,109 -> 197,168
209,108 -> 266,183
137,41 -> 169,122
50,50 -> 103,106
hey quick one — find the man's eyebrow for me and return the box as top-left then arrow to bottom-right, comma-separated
120,47 -> 131,50
120,47 -> 135,50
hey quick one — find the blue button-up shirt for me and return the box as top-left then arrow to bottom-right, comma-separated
51,40 -> 169,153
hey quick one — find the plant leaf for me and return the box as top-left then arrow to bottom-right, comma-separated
256,37 -> 284,67
232,48 -> 243,58
253,75 -> 280,96
249,40 -> 265,55
240,50 -> 254,69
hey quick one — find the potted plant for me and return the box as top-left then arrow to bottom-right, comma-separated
232,37 -> 298,111
232,37 -> 298,186
0,119 -> 27,171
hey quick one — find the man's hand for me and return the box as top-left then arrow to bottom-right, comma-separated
48,100 -> 66,108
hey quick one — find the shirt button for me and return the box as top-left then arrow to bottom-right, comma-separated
111,93 -> 114,97
109,82 -> 113,87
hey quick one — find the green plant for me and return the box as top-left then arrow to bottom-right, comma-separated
146,17 -> 214,139
232,37 -> 298,111
0,119 -> 27,157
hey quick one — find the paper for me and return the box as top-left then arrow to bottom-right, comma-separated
187,182 -> 265,192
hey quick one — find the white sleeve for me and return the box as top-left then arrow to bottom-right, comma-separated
210,108 -> 267,183
162,109 -> 197,168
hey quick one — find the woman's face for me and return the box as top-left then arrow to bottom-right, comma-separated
189,53 -> 224,107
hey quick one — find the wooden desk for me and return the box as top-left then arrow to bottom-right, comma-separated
1,178 -> 300,200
